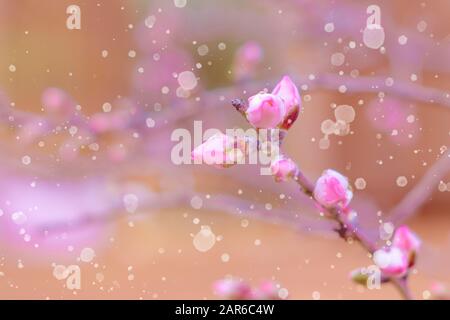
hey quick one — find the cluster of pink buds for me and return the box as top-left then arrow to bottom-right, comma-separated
213,278 -> 285,300
373,226 -> 421,277
246,76 -> 301,130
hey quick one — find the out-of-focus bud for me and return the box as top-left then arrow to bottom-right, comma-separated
272,76 -> 301,130
253,280 -> 282,300
392,226 -> 421,255
233,41 -> 263,81
270,156 -> 298,182
430,282 -> 449,300
213,278 -> 252,300
350,268 -> 370,286
191,132 -> 246,168
246,93 -> 286,129
41,87 -> 75,115
373,247 -> 408,277
392,225 -> 421,267
313,169 -> 353,209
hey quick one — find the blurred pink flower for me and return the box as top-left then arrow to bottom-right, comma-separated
213,278 -> 252,299
253,280 -> 282,300
313,169 -> 353,208
233,41 -> 263,81
366,98 -> 419,145
270,156 -> 298,182
41,87 -> 75,115
246,93 -> 286,129
0,175 -> 114,254
191,132 -> 245,168
272,75 -> 301,129
373,247 -> 409,277
393,226 -> 421,255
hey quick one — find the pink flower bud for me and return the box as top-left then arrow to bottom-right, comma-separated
272,76 -> 301,129
392,226 -> 421,255
253,280 -> 282,300
41,87 -> 75,115
313,169 -> 353,208
233,41 -> 263,81
191,132 -> 245,168
213,278 -> 252,299
246,93 -> 286,129
373,247 -> 409,277
270,156 -> 298,182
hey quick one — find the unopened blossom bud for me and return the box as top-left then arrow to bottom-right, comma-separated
373,247 -> 408,277
233,41 -> 263,81
392,225 -> 421,267
212,278 -> 252,300
392,226 -> 421,255
246,93 -> 286,129
253,280 -> 282,300
272,75 -> 301,129
313,169 -> 353,208
270,156 -> 298,182
191,132 -> 246,168
41,87 -> 75,114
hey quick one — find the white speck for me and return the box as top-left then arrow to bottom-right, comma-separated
146,118 -> 155,128
145,16 -> 156,28
197,44 -> 209,56
190,196 -> 203,209
312,291 -> 321,300
102,102 -> 112,113
123,193 -> 139,213
396,176 -> 408,187
193,226 -> 216,252
354,178 -> 367,190
11,211 -> 27,225
80,247 -> 95,263
221,253 -> 230,262
174,0 -> 187,8
177,71 -> 198,91
278,288 -> 289,299
128,50 -> 136,58
324,23 -> 334,33
101,50 -> 108,58
417,21 -> 427,33
22,155 -> 31,165
218,42 -> 226,50
330,52 -> 345,66
9,64 -> 16,72
398,35 -> 408,45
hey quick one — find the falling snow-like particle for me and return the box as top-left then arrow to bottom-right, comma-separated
22,155 -> 31,165
190,196 -> 203,209
354,178 -> 367,190
396,176 -> 408,187
324,23 -> 334,33
174,0 -> 187,8
102,102 -> 112,113
123,193 -> 139,213
80,247 -> 95,263
177,71 -> 198,91
146,118 -> 155,128
197,44 -> 209,56
193,226 -> 216,252
398,35 -> 408,45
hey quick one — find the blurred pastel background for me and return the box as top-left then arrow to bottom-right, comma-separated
0,0 -> 449,299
